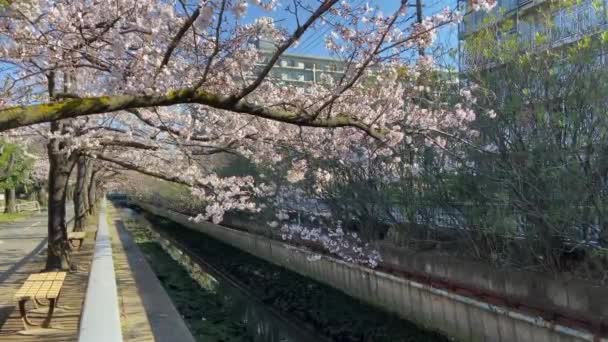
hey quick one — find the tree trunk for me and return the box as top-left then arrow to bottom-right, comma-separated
73,156 -> 89,231
4,188 -> 16,213
45,123 -> 75,271
87,169 -> 98,215
36,187 -> 48,207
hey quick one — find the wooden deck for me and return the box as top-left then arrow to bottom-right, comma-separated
0,224 -> 96,341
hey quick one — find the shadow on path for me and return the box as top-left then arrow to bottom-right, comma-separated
0,237 -> 47,285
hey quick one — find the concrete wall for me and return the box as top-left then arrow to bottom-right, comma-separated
137,201 -> 606,342
375,242 -> 608,323
221,211 -> 608,326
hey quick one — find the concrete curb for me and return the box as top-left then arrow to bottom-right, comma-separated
78,199 -> 123,342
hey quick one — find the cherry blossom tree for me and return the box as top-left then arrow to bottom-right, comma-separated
0,0 -> 495,270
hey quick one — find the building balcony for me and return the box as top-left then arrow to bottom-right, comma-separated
460,0 -> 608,72
459,0 -> 546,38
521,1 -> 607,49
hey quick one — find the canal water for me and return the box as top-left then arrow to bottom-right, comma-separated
118,204 -> 451,342
119,206 -> 323,342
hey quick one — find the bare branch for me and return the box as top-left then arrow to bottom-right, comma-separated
93,153 -> 193,186
97,139 -> 159,150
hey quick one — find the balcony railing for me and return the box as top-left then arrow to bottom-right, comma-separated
459,0 -> 529,37
460,0 -> 608,71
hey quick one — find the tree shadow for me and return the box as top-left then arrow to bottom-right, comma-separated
0,306 -> 14,332
0,237 -> 48,284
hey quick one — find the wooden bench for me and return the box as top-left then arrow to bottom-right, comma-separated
68,231 -> 86,250
14,272 -> 67,334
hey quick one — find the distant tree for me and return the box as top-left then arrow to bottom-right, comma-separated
0,142 -> 33,213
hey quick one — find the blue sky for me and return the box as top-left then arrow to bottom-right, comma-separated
243,0 -> 459,64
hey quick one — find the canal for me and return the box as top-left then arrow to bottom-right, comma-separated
117,204 -> 452,342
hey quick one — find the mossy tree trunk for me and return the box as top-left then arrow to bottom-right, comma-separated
45,121 -> 77,271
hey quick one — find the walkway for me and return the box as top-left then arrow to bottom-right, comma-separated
0,207 -> 73,282
0,203 -> 195,342
0,213 -> 46,285
0,208 -> 95,341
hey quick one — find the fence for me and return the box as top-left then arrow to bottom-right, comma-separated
0,201 -> 41,213
16,201 -> 41,213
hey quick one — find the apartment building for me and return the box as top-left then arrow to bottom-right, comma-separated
250,38 -> 346,85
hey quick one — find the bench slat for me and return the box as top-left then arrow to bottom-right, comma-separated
68,232 -> 86,239
14,272 -> 67,301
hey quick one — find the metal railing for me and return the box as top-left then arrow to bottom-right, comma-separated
16,201 -> 41,213
460,0 -> 608,71
460,0 -> 607,59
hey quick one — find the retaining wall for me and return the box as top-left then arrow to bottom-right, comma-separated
375,242 -> 608,322
136,201 -> 606,342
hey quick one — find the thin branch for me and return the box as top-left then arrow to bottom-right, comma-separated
156,6 -> 202,78
93,153 -> 193,186
194,0 -> 227,88
97,139 -> 159,150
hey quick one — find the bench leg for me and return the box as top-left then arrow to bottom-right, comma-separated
34,298 -> 48,307
41,298 -> 55,328
54,292 -> 72,311
18,299 -> 40,330
17,298 -> 65,335
31,296 -> 72,313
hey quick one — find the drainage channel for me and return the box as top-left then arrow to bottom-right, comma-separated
119,206 -> 328,342
120,204 -> 453,342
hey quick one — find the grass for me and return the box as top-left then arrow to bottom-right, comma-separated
0,211 -> 32,223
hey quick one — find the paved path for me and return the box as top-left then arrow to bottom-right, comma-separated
0,207 -> 73,283
0,206 -> 87,342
